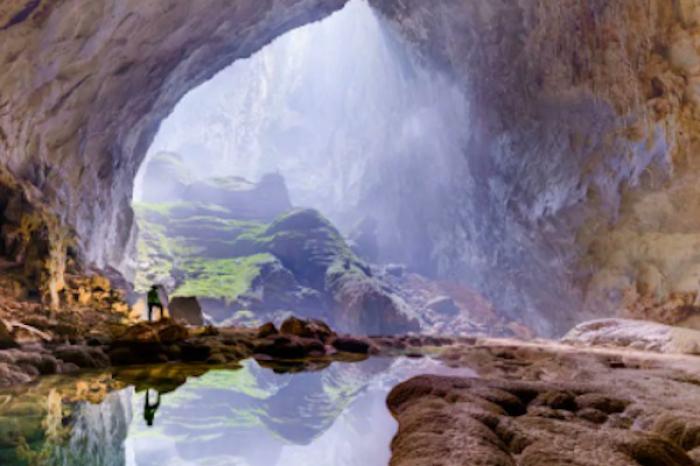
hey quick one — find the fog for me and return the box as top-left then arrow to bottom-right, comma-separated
134,0 -> 470,275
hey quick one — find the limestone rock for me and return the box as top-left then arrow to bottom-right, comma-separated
387,375 -> 693,466
279,316 -> 334,342
562,319 -> 700,355
168,297 -> 204,326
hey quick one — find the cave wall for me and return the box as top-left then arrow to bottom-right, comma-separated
372,0 -> 700,334
1,0 -> 700,334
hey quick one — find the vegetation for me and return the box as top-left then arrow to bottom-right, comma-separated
172,254 -> 275,303
134,201 -> 368,319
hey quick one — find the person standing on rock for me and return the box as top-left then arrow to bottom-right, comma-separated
147,285 -> 164,322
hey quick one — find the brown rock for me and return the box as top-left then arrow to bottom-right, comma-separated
169,296 -> 204,326
254,335 -> 325,359
157,322 -> 189,344
9,322 -> 51,344
116,322 -> 160,343
257,322 -> 278,339
331,336 -> 372,354
279,316 -> 334,342
576,393 -> 630,414
578,408 -> 608,424
54,345 -> 110,369
387,375 -> 694,466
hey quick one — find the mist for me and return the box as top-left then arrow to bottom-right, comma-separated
133,0 -> 470,275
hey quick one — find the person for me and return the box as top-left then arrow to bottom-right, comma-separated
147,285 -> 164,322
143,389 -> 161,427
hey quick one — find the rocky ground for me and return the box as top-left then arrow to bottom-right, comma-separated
0,268 -> 452,388
2,275 -> 700,466
388,338 -> 700,465
2,256 -> 700,465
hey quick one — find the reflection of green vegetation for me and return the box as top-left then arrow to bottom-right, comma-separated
173,254 -> 275,302
185,368 -> 274,399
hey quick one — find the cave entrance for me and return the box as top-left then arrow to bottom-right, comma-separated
130,0 -> 494,335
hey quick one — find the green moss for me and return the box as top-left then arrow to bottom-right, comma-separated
172,254 -> 275,302
185,365 -> 273,398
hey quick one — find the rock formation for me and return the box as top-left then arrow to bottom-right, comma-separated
388,336 -> 700,465
168,296 -> 204,326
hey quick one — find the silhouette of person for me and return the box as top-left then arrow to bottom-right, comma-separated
143,389 -> 161,427
147,285 -> 164,322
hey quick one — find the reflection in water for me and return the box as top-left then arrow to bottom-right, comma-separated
143,390 -> 160,427
0,358 -> 473,466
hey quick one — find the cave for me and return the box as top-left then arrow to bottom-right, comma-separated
2,1 -> 700,465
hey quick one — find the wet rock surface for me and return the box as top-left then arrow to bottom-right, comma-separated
388,339 -> 700,465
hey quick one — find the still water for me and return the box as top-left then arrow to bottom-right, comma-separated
0,357 -> 473,466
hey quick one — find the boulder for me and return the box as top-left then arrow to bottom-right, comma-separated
114,320 -> 188,345
157,322 -> 190,343
115,322 -> 160,343
257,322 -> 278,339
168,296 -> 204,326
330,275 -> 419,335
279,316 -> 334,342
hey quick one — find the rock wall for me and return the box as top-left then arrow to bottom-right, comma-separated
371,0 -> 700,334
2,0 -> 700,334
